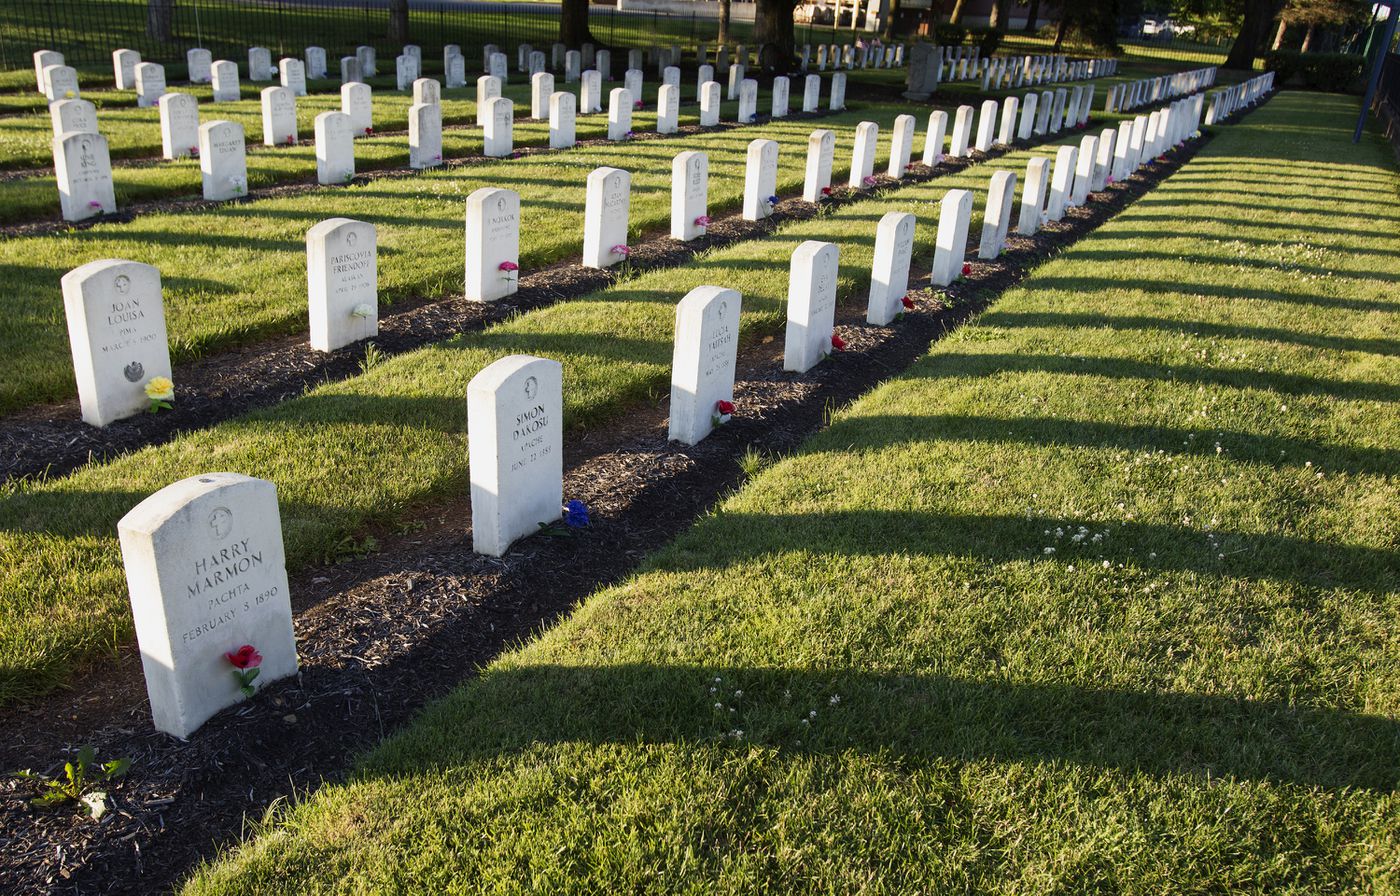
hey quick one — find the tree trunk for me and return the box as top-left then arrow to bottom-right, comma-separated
882,0 -> 901,40
719,0 -> 732,44
146,0 -> 176,42
387,0 -> 409,42
1022,0 -> 1041,33
753,0 -> 798,68
560,0 -> 595,47
1271,17 -> 1287,49
1223,0 -> 1285,70
1300,21 -> 1315,51
1054,14 -> 1069,49
948,0 -> 967,26
988,0 -> 1010,31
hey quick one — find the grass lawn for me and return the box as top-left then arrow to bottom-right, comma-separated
179,89 -> 1399,892
0,118 -> 1112,706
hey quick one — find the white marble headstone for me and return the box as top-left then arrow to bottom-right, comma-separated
848,121 -> 878,188
671,150 -> 709,241
582,167 -> 631,269
607,88 -> 632,141
888,114 -> 915,178
280,58 -> 307,96
465,187 -> 521,303
260,86 -> 297,146
408,102 -> 442,169
113,49 -> 140,90
211,60 -> 240,102
699,81 -> 721,126
803,128 -> 835,202
742,138 -> 779,221
54,132 -> 116,222
314,110 -> 355,184
468,355 -> 564,557
484,97 -> 514,157
949,105 -> 974,158
341,82 -> 372,136
51,98 -> 98,138
531,72 -> 554,120
803,74 -> 821,112
118,472 -> 297,739
978,169 -> 1017,259
307,218 -> 377,351
62,259 -> 170,426
159,93 -> 200,160
922,110 -> 948,166
867,211 -> 916,326
1017,156 -> 1050,235
187,48 -> 213,83
199,120 -> 248,201
550,91 -> 576,149
305,46 -> 327,80
413,77 -> 441,106
668,286 -> 742,446
931,188 -> 972,286
783,240 -> 840,374
248,47 -> 273,81
43,64 -> 80,102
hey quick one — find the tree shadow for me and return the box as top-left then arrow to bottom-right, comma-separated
373,661 -> 1400,794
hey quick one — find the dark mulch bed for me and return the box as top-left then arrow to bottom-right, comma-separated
0,99 -> 1260,893
0,114 -> 1030,486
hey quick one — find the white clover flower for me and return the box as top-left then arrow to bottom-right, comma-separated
714,702 -> 723,710
829,695 -> 840,706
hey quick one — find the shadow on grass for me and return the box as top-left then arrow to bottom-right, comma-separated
987,310 -> 1400,357
379,661 -> 1400,793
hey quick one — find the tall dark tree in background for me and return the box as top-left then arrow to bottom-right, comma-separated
1053,0 -> 1121,48
561,0 -> 596,46
388,0 -> 410,41
1223,0 -> 1285,67
719,0 -> 734,44
147,0 -> 176,41
753,0 -> 800,67
882,0 -> 903,40
1023,0 -> 1043,32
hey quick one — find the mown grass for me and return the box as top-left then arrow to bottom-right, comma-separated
179,89 -> 1400,893
0,120 -> 1103,706
0,100 -> 902,415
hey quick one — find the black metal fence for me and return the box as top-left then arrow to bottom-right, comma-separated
1375,51 -> 1400,157
0,0 -> 862,75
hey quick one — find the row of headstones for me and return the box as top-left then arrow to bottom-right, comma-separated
35,38 -> 907,102
1203,72 -> 1274,124
905,45 -> 1116,100
57,74 -> 1109,430
48,60 -> 852,223
101,87 -> 1211,739
1105,65 -> 1218,113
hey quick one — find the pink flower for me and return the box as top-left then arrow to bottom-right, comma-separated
498,260 -> 519,274
189,146 -> 199,157
861,175 -> 877,188
694,215 -> 711,227
611,244 -> 631,258
286,134 -> 296,145
87,200 -> 103,209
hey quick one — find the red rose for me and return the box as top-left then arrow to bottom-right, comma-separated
716,399 -> 735,415
961,262 -> 972,276
901,296 -> 915,310
226,645 -> 262,669
830,332 -> 847,352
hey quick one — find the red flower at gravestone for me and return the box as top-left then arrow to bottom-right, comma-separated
961,262 -> 972,277
901,295 -> 915,310
830,332 -> 847,352
820,186 -> 834,197
286,135 -> 296,145
226,645 -> 262,669
716,399 -> 735,415
364,126 -> 374,136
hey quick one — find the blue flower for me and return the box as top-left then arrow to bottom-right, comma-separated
767,195 -> 779,205
563,500 -> 590,528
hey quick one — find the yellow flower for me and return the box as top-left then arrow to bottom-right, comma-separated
144,376 -> 174,402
